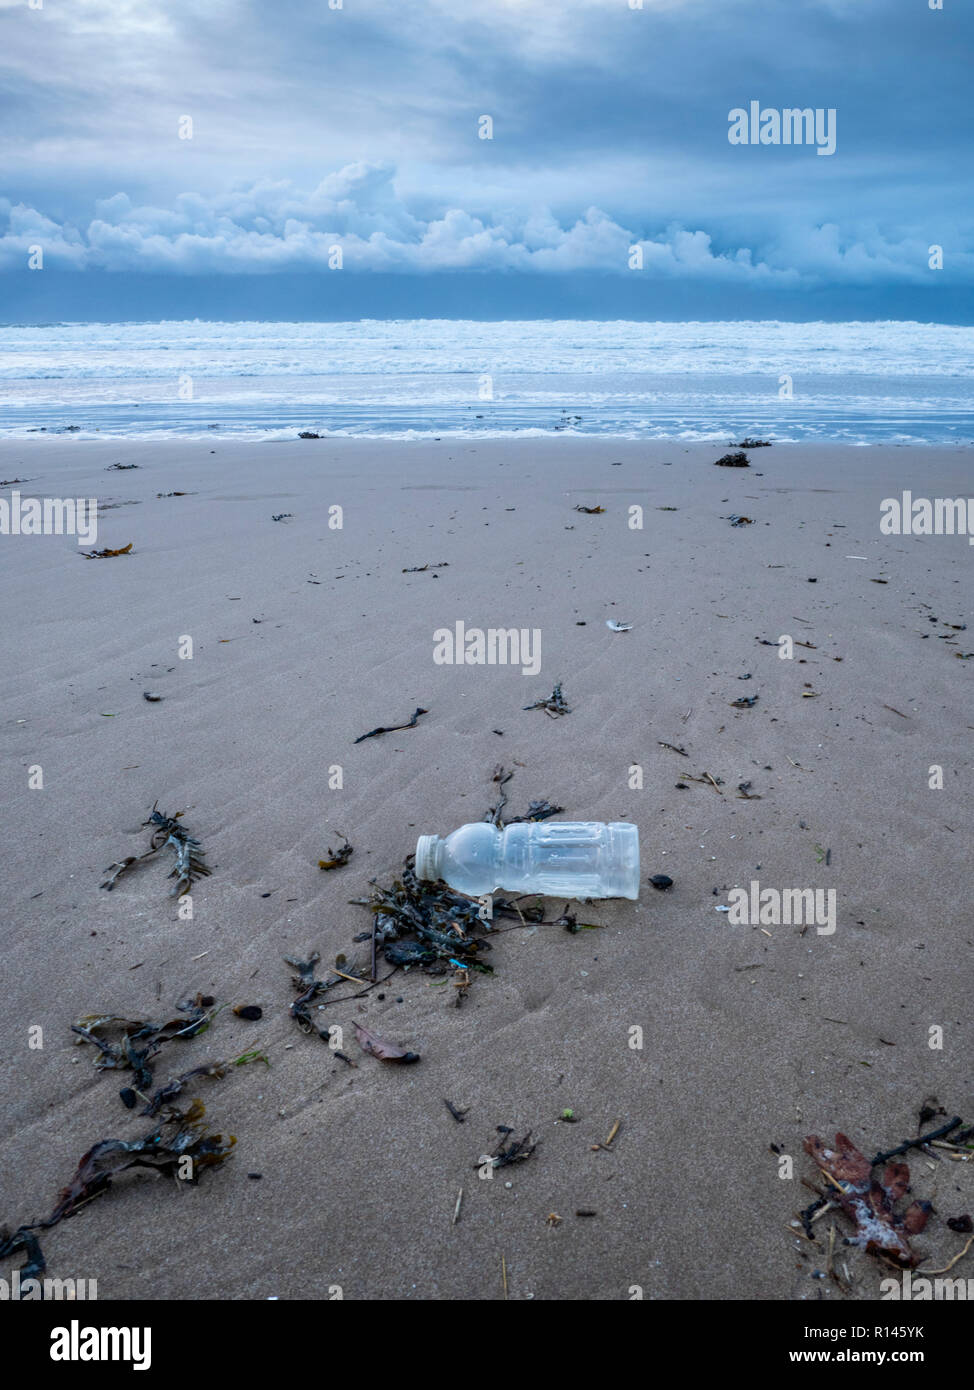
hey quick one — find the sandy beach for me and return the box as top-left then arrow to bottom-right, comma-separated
1,435 -> 971,1301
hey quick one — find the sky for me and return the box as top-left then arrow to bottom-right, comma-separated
0,0 -> 971,321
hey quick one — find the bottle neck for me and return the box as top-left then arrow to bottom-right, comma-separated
415,833 -> 443,882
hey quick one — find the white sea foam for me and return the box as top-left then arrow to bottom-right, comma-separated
0,319 -> 971,442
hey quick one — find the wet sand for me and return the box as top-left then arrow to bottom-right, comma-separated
1,436 -> 971,1300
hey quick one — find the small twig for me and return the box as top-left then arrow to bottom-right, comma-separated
926,1233 -> 974,1276
330,968 -> 372,987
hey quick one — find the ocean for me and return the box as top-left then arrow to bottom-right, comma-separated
0,318 -> 971,445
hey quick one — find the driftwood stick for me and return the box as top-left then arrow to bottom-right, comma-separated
869,1117 -> 961,1167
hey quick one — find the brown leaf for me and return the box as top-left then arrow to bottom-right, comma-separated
803,1132 -> 870,1189
902,1200 -> 933,1235
804,1132 -> 928,1267
880,1162 -> 911,1205
352,1020 -> 420,1064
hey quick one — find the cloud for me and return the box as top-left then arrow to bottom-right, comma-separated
1,165 -> 968,288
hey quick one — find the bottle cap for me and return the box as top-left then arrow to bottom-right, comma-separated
415,834 -> 440,881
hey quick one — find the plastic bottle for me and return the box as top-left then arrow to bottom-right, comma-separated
415,821 -> 640,901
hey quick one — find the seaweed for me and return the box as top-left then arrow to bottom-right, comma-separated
736,438 -> 772,448
0,1226 -> 46,1280
714,452 -> 750,467
523,683 -> 571,717
72,993 -> 222,1101
318,836 -> 353,870
510,799 -> 563,823
100,804 -> 211,897
485,765 -> 514,826
476,1128 -> 537,1171
284,951 -> 333,1038
730,694 -> 758,708
574,504 -> 605,514
384,939 -> 438,968
354,706 -> 428,743
402,562 -> 449,573
139,1051 -> 268,1117
486,767 -> 564,827
0,1100 -> 234,1281
80,542 -> 133,558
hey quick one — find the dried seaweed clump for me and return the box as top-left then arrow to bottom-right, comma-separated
0,1099 -> 234,1281
284,951 -> 337,1038
361,858 -> 494,974
319,836 -> 353,870
476,1127 -> 537,1172
803,1132 -> 932,1267
101,804 -> 211,897
484,765 -> 563,828
523,683 -> 571,718
72,992 -> 221,1101
81,542 -> 133,558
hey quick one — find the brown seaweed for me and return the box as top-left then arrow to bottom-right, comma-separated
80,542 -> 133,558
364,857 -> 490,960
476,1128 -> 537,1171
318,836 -> 353,870
714,452 -> 750,467
354,707 -> 428,743
100,804 -> 211,897
139,1050 -> 268,1117
0,1101 -> 234,1281
485,766 -> 563,827
72,992 -> 221,1101
284,951 -> 332,1037
574,504 -> 605,514
523,683 -> 571,717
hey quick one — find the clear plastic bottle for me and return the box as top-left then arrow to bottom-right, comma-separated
415,821 -> 640,901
